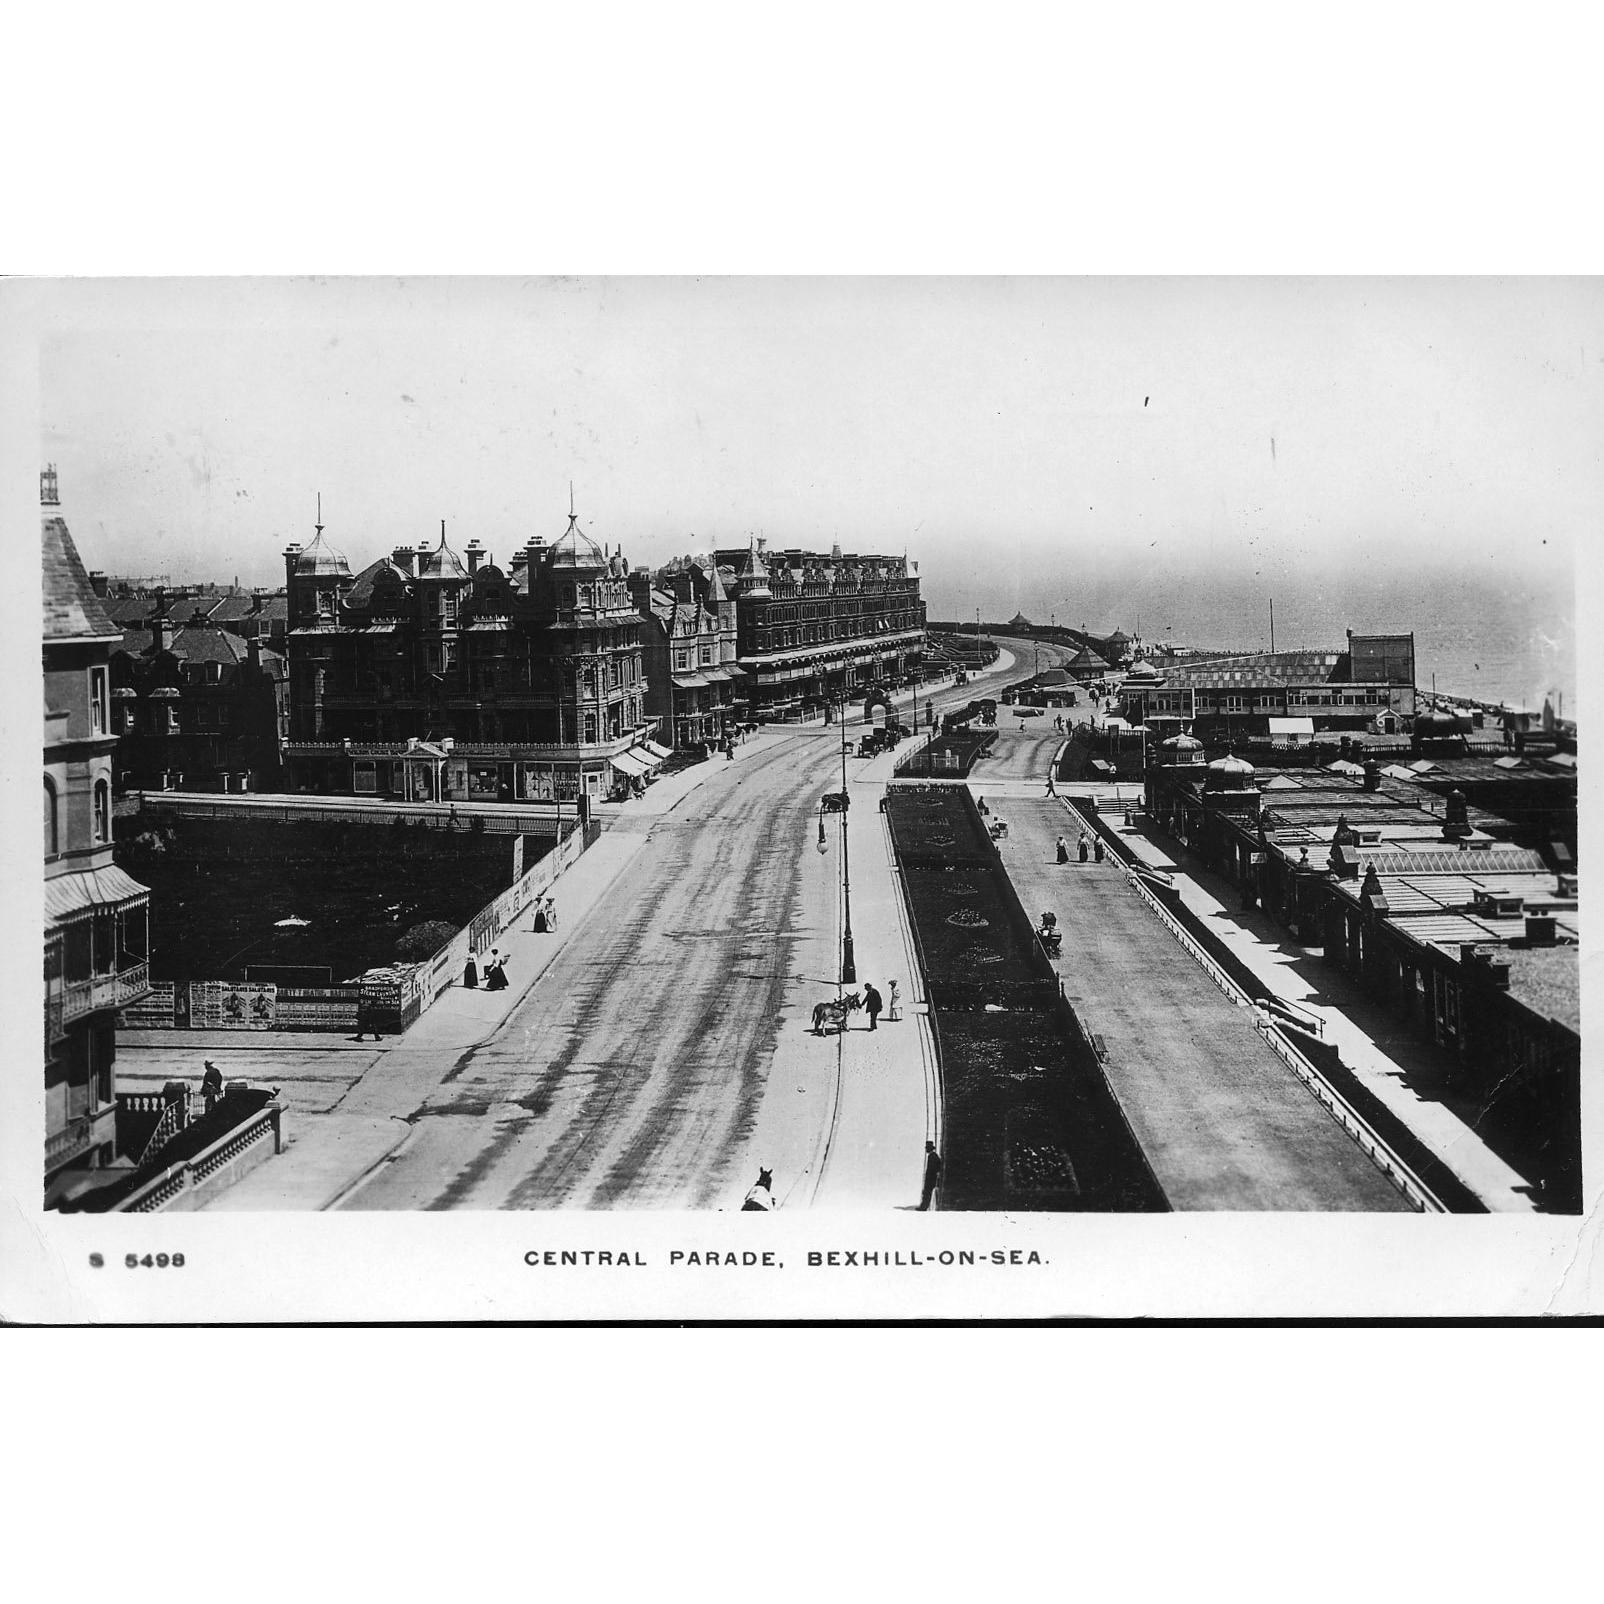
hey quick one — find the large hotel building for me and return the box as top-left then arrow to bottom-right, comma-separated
714,539 -> 926,721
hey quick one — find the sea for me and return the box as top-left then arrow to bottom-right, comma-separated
933,567 -> 1578,720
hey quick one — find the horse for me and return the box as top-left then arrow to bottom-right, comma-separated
742,1167 -> 776,1211
812,990 -> 864,1035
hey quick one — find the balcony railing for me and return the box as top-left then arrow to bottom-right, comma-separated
60,962 -> 151,1025
46,1115 -> 96,1170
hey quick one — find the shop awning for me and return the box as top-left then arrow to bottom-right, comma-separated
611,749 -> 652,777
644,741 -> 673,762
45,864 -> 151,924
671,673 -> 711,689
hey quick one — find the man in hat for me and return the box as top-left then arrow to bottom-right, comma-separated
201,1060 -> 224,1116
863,981 -> 883,1032
919,1141 -> 943,1210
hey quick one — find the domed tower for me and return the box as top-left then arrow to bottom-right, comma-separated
416,520 -> 469,624
526,493 -> 645,782
284,498 -> 353,741
284,497 -> 353,629
1203,751 -> 1257,793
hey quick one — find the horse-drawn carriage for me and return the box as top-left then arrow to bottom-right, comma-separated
988,819 -> 1010,840
1037,911 -> 1062,957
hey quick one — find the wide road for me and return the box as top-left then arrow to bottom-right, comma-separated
341,648 -> 1034,1211
343,730 -> 841,1209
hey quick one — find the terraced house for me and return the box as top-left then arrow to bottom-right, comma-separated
628,554 -> 742,751
714,538 -> 927,721
42,468 -> 152,1202
281,501 -> 658,803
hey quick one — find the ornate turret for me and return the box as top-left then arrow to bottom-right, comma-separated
1203,751 -> 1256,792
285,495 -> 352,628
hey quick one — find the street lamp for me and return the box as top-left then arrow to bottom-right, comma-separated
838,693 -> 856,983
816,692 -> 856,983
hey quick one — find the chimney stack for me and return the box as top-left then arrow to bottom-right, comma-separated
1524,914 -> 1557,947
465,540 -> 484,575
1362,760 -> 1381,792
1441,787 -> 1472,841
392,546 -> 417,576
88,571 -> 109,598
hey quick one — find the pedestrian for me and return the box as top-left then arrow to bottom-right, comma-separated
200,1060 -> 224,1115
448,803 -> 459,828
485,948 -> 509,991
887,979 -> 901,1021
354,996 -> 386,1040
919,1141 -> 942,1210
532,899 -> 549,933
463,950 -> 480,988
1078,833 -> 1090,862
863,981 -> 883,1031
1093,835 -> 1105,863
1045,772 -> 1057,797
1056,835 -> 1069,864
544,897 -> 557,932
977,795 -> 989,815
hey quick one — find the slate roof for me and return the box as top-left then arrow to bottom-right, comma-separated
106,595 -> 159,624
117,623 -> 250,666
208,591 -> 289,625
344,557 -> 409,608
43,516 -> 120,642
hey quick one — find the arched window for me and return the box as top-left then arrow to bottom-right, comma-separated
93,779 -> 110,843
44,778 -> 58,857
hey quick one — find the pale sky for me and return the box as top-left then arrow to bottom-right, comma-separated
35,277 -> 1599,631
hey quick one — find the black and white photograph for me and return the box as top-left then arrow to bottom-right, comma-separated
7,269 -> 1595,1324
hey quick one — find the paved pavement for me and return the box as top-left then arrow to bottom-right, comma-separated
1113,821 -> 1538,1212
122,648 -> 1025,1212
985,789 -> 1408,1211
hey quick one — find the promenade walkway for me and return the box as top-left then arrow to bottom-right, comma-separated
1112,819 -> 1538,1213
989,798 -> 1408,1210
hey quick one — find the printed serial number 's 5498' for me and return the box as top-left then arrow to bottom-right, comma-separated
124,1253 -> 185,1268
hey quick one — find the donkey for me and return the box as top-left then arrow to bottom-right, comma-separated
742,1167 -> 776,1211
811,990 -> 864,1036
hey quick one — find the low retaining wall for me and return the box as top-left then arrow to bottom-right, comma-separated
389,820 -> 586,1029
122,822 -> 590,1038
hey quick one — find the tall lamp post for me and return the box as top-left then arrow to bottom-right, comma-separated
838,690 -> 855,983
816,689 -> 856,984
